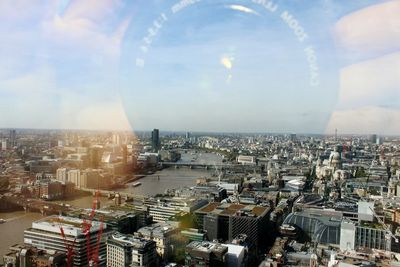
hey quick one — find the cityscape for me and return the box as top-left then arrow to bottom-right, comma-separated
1,0 -> 400,267
1,129 -> 400,266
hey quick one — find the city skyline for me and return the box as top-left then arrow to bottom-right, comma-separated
0,0 -> 399,134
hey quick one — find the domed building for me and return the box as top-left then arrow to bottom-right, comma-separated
329,147 -> 342,170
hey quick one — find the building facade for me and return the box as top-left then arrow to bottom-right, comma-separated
107,233 -> 157,267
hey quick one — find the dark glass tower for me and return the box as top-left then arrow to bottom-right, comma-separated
151,129 -> 160,152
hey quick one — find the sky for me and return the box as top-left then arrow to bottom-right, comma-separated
0,0 -> 399,134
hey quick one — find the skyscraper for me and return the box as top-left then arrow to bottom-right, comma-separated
151,129 -> 160,152
9,129 -> 16,147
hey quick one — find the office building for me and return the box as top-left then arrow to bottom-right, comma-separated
144,197 -> 208,222
236,155 -> 256,165
151,129 -> 160,152
195,203 -> 270,246
35,180 -> 63,200
9,129 -> 16,147
107,232 -> 157,267
24,216 -> 107,267
67,207 -> 142,234
370,134 -> 377,144
136,222 -> 179,259
222,244 -> 246,267
185,241 -> 228,267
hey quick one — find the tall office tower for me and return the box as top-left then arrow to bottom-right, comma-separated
370,134 -> 377,144
151,129 -> 160,152
186,132 -> 191,139
24,216 -> 107,267
9,129 -> 16,147
88,146 -> 103,169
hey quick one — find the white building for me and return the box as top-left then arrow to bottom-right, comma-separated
222,244 -> 246,267
56,168 -> 67,183
1,140 -> 7,151
67,169 -> 81,188
236,155 -> 256,165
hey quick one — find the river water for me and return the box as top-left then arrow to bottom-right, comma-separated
0,151 -> 222,262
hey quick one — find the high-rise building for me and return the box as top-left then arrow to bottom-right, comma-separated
9,129 -> 16,147
24,216 -> 107,267
107,232 -> 157,267
370,134 -> 377,144
151,129 -> 160,152
88,146 -> 103,169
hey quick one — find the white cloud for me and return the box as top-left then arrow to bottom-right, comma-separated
335,0 -> 400,56
328,1 -> 400,135
337,52 -> 400,108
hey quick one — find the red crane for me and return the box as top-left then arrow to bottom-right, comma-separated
58,190 -> 105,267
59,225 -> 77,267
81,190 -> 105,267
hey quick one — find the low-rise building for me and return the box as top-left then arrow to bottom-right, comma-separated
185,241 -> 228,267
3,244 -> 67,267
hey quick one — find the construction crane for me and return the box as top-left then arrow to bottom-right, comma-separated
59,225 -> 77,267
81,190 -> 105,267
90,218 -> 104,266
369,206 -> 398,243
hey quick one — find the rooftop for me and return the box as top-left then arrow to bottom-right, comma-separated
30,215 -> 105,237
187,241 -> 227,253
196,202 -> 269,217
109,233 -> 154,249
